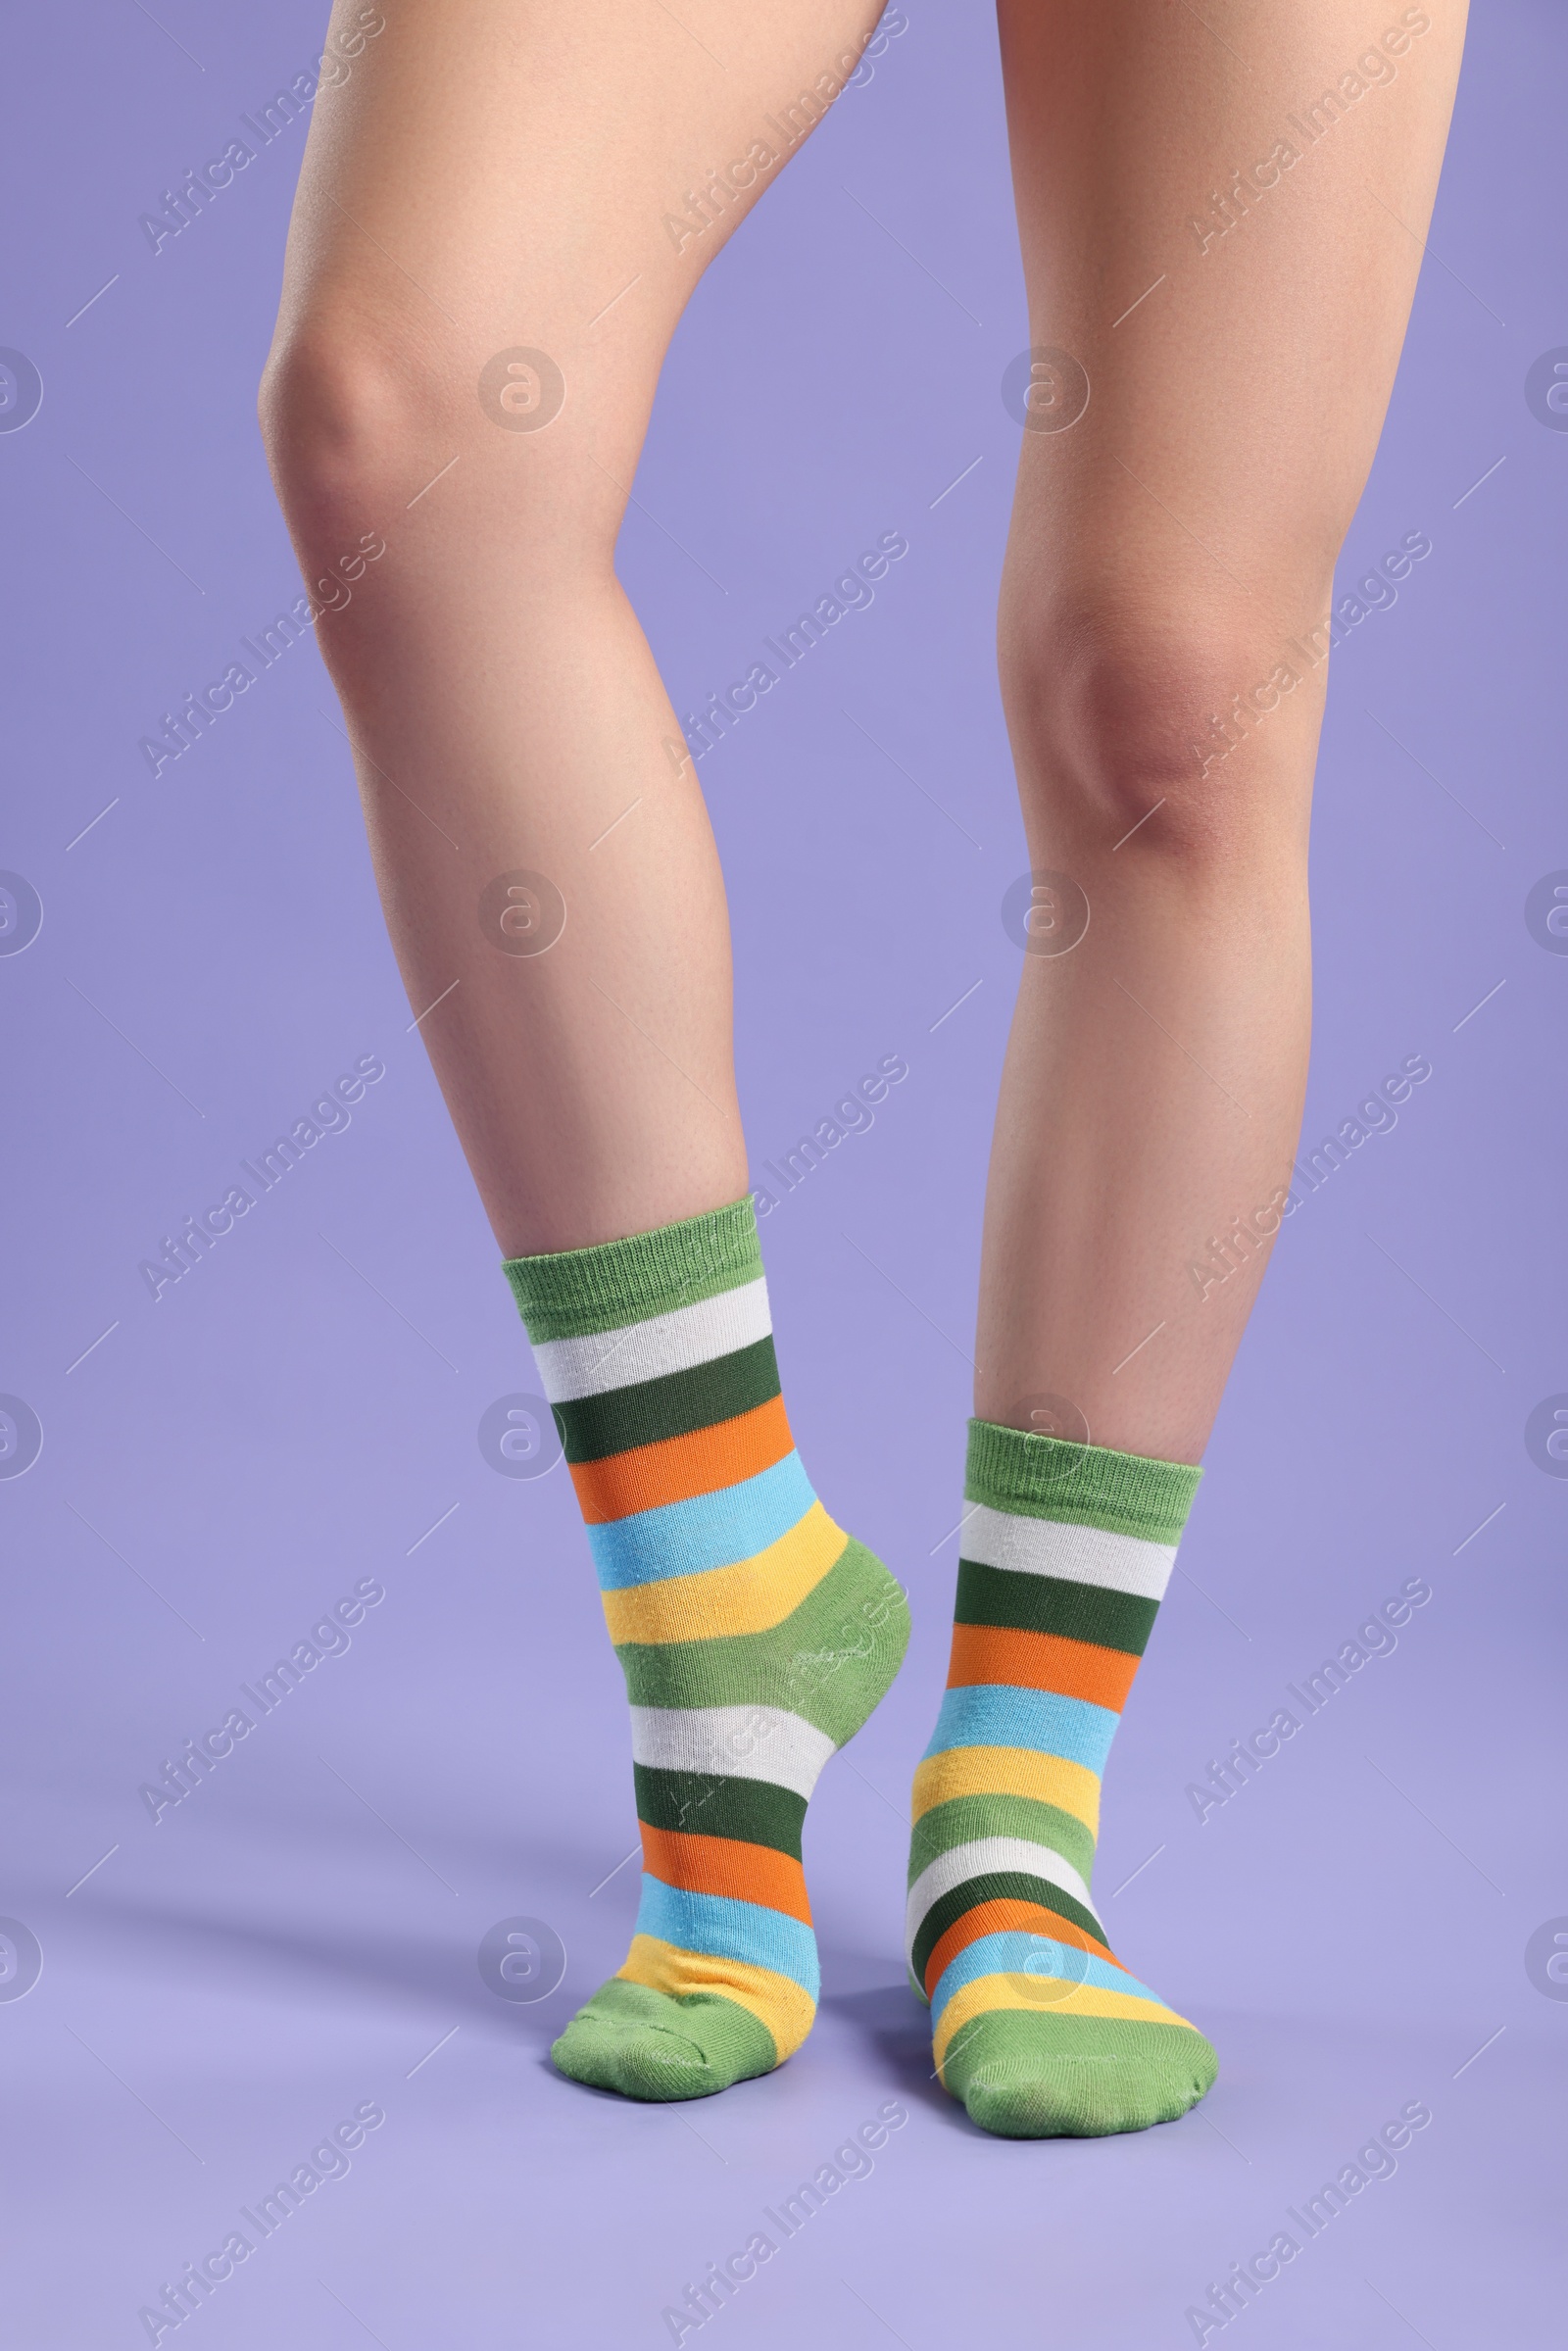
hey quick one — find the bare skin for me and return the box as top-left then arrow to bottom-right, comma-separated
262,0 -> 882,1262
979,0 -> 1467,1460
262,0 -> 1467,1462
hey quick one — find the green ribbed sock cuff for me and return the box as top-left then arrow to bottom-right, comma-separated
503,1198 -> 763,1345
964,1417 -> 1200,1544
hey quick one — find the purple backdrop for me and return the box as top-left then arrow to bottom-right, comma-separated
2,2 -> 1562,2344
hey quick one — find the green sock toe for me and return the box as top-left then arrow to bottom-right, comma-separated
550,1978 -> 777,2103
944,2013 -> 1218,2138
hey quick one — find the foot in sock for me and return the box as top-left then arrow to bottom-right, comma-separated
906,1418 -> 1217,2138
505,1199 -> 909,2102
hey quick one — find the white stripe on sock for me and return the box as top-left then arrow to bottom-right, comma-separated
960,1504 -> 1176,1600
532,1277 -> 772,1401
629,1703 -> 835,1800
906,1837 -> 1100,1961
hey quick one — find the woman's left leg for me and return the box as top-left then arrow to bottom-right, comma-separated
909,0 -> 1468,2136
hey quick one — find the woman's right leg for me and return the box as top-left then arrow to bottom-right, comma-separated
261,0 -> 909,2105
263,0 -> 885,1260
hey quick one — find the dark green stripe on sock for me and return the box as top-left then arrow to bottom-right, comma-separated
955,1561 -> 1158,1655
910,1872 -> 1107,1989
633,1766 -> 808,1859
553,1338 -> 781,1464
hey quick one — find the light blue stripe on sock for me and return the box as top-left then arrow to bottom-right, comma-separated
920,1685 -> 1120,1778
589,1452 -> 816,1589
634,1877 -> 820,1997
929,1932 -> 1159,2025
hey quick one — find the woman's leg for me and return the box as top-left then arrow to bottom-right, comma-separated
982,0 -> 1467,1457
263,0 -> 884,1259
909,0 -> 1467,2135
262,0 -> 911,2106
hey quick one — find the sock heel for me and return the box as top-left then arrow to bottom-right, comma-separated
787,1536 -> 909,1752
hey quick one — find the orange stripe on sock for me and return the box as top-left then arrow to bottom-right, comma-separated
639,1824 -> 814,1926
946,1622 -> 1140,1711
569,1394 -> 796,1524
922,1897 -> 1124,2001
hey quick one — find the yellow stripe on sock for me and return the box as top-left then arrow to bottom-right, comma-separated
911,1744 -> 1102,1837
617,1933 -> 816,2060
933,1975 -> 1191,2071
602,1502 -> 847,1645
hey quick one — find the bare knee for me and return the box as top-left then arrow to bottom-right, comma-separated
1001,591 -> 1325,866
259,309 -> 450,558
260,304 -> 627,612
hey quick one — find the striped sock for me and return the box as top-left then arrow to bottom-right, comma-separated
907,1418 -> 1218,2137
505,1198 -> 909,2102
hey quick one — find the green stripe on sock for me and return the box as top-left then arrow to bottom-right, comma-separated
632,1766 -> 808,1859
907,1793 -> 1097,1888
954,1560 -> 1159,1655
503,1197 -> 762,1345
554,1338 -> 781,1463
910,1872 -> 1107,1988
615,1537 -> 906,1744
964,1418 -> 1200,1543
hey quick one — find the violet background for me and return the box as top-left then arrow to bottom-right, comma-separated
2,2 -> 1564,2344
